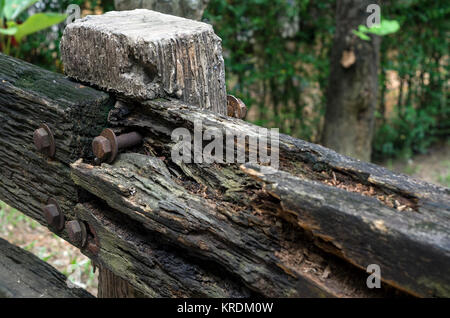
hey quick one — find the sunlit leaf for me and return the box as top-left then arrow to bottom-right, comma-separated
366,20 -> 400,36
0,26 -> 17,35
3,0 -> 39,21
352,30 -> 371,41
14,12 -> 67,43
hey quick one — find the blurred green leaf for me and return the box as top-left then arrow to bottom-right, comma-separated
366,20 -> 400,36
352,29 -> 371,41
0,26 -> 17,35
14,12 -> 67,42
3,0 -> 39,21
0,0 -> 5,20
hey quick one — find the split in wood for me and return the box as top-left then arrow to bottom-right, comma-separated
92,128 -> 143,163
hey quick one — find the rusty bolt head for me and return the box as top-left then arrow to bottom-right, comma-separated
92,136 -> 112,161
43,203 -> 64,231
33,128 -> 51,151
66,220 -> 87,248
227,95 -> 247,119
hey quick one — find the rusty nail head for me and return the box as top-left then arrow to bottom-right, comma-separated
33,124 -> 55,157
227,95 -> 247,119
66,220 -> 87,248
42,198 -> 64,231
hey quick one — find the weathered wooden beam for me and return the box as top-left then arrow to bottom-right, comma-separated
1,40 -> 449,298
0,53 -> 113,225
105,98 -> 450,297
74,199 -> 253,297
71,153 -> 407,298
60,9 -> 227,114
0,238 -> 93,298
242,164 -> 450,297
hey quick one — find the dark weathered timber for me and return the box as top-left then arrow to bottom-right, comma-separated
74,200 -> 252,297
0,53 -> 114,165
106,98 -> 450,297
241,164 -> 450,297
0,53 -> 113,226
0,238 -> 93,298
1,55 -> 448,298
97,267 -> 146,298
72,153 -> 410,298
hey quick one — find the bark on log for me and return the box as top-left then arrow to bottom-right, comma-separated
0,238 -> 93,298
0,53 -> 113,226
60,10 -> 227,114
103,98 -> 450,297
1,54 -> 449,298
71,153 -> 406,298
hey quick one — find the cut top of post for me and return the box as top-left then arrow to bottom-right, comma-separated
60,9 -> 227,114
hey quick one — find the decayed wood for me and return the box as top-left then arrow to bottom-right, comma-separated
75,200 -> 252,297
0,53 -> 113,226
60,10 -> 227,114
102,98 -> 450,297
241,164 -> 450,297
1,54 -> 448,298
71,153 -> 407,298
0,238 -> 93,298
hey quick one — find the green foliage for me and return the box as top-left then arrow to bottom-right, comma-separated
8,12 -> 67,42
205,0 -> 448,159
0,0 -> 66,57
373,0 -> 449,160
353,19 -> 400,41
204,0 -> 335,142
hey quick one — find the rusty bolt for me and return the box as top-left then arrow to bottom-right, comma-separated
66,220 -> 87,248
92,128 -> 143,163
227,95 -> 247,119
42,198 -> 64,231
92,136 -> 112,160
33,124 -> 55,157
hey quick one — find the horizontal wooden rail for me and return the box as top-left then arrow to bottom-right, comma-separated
0,238 -> 93,298
0,53 -> 449,298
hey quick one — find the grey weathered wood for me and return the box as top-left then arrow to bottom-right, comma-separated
71,153 -> 407,298
60,10 -> 227,114
75,200 -> 252,297
0,238 -> 93,298
242,164 -> 450,298
0,53 -> 113,225
106,98 -> 450,297
1,53 -> 449,298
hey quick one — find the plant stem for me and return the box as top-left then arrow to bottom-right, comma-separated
5,35 -> 11,56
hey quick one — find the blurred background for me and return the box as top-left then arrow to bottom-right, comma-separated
0,0 -> 448,296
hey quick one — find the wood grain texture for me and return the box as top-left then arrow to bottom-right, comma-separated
0,238 -> 93,298
106,98 -> 450,297
71,153 -> 407,298
0,55 -> 448,298
75,200 -> 253,297
60,10 -> 227,114
0,53 -> 113,226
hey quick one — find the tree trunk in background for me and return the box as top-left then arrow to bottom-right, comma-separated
322,0 -> 380,162
114,0 -> 209,20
